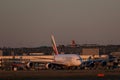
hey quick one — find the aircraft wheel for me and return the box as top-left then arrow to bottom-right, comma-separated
69,66 -> 77,70
51,65 -> 58,70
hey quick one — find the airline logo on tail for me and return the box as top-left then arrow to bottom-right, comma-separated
51,35 -> 59,55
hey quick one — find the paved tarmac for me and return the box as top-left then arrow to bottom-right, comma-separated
0,70 -> 120,80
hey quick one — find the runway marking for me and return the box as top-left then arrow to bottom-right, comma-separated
97,73 -> 105,77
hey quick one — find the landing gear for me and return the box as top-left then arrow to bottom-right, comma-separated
69,66 -> 78,70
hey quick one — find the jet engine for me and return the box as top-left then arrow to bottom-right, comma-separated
26,62 -> 34,69
45,63 -> 54,69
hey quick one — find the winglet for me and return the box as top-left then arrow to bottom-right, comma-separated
51,35 -> 59,55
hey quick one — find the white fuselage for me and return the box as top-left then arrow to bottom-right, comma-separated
54,54 -> 82,67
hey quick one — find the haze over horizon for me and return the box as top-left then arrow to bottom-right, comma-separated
0,0 -> 120,48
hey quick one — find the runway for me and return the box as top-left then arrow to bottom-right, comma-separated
0,70 -> 120,80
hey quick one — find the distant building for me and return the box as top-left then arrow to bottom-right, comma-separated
110,52 -> 120,58
23,53 -> 28,56
81,48 -> 99,55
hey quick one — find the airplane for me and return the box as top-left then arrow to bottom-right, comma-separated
45,35 -> 82,70
26,35 -> 93,70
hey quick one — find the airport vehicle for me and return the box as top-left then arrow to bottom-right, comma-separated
45,35 -> 82,70
80,59 -> 107,70
1,58 -> 29,71
80,56 -> 120,70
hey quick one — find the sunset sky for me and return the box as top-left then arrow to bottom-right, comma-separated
0,0 -> 120,48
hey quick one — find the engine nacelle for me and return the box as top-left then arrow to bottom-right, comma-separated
45,63 -> 54,69
26,62 -> 34,68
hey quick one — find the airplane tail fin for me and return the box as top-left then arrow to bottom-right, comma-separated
71,40 -> 76,47
51,35 -> 59,55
